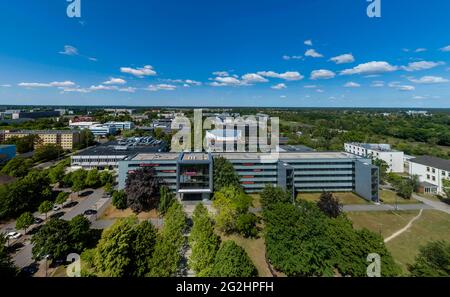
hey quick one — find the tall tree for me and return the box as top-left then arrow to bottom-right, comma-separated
0,234 -> 17,276
38,201 -> 53,220
158,185 -> 174,215
213,157 -> 241,192
260,184 -> 292,209
16,212 -> 35,234
125,167 -> 161,213
317,192 -> 343,218
208,241 -> 257,277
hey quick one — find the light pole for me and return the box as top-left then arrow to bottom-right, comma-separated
44,254 -> 50,277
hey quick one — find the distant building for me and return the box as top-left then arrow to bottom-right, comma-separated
344,143 -> 404,173
205,129 -> 244,151
104,108 -> 135,115
104,121 -> 135,131
0,145 -> 16,163
88,124 -> 117,137
279,145 -> 314,152
69,121 -> 100,129
71,137 -> 167,170
14,110 -> 60,119
1,130 -> 83,150
408,156 -> 450,195
406,110 -> 430,116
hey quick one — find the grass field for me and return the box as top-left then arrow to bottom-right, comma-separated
99,205 -> 160,220
220,233 -> 273,277
348,210 -> 450,274
379,189 -> 422,205
297,192 -> 370,205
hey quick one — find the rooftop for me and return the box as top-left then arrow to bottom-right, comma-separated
279,145 -> 315,152
347,142 -> 398,152
182,152 -> 210,161
74,138 -> 167,157
1,129 -> 80,134
410,155 -> 450,172
132,152 -> 180,161
215,151 -> 358,160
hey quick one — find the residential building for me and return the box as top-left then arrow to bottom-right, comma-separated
408,156 -> 450,195
0,145 -> 16,163
344,143 -> 404,173
1,130 -> 83,150
118,151 -> 379,202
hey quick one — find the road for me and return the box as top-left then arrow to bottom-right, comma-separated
411,193 -> 450,215
343,203 -> 432,212
9,188 -> 106,269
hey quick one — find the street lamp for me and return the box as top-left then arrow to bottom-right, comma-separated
44,254 -> 50,277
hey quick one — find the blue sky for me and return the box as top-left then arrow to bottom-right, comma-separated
0,0 -> 449,107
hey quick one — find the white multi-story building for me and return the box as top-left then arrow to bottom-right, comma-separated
69,121 -> 100,129
344,143 -> 404,173
408,156 -> 450,195
89,124 -> 117,137
104,121 -> 135,130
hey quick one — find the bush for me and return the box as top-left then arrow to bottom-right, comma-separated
408,241 -> 450,276
260,184 -> 291,209
112,190 -> 127,210
316,192 -> 342,218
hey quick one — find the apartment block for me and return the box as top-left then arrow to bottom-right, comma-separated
1,130 -> 83,150
408,156 -> 450,195
344,143 -> 404,173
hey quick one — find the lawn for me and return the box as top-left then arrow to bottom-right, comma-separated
99,205 -> 160,220
379,190 -> 422,205
347,210 -> 450,275
297,192 -> 371,205
220,233 -> 273,277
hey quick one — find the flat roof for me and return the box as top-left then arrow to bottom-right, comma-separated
411,155 -> 450,171
74,140 -> 166,157
215,151 -> 357,160
182,152 -> 210,161
132,153 -> 179,161
346,142 -> 398,152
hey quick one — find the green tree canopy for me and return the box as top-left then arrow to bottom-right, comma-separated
408,240 -> 450,277
213,157 -> 241,192
112,190 -> 127,210
0,233 -> 17,276
16,212 -> 35,234
125,167 -> 161,213
207,241 -> 257,277
260,184 -> 292,209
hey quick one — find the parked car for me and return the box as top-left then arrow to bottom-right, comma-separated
49,211 -> 65,219
34,217 -> 44,224
53,205 -> 61,211
6,231 -> 22,239
83,209 -> 97,216
62,201 -> 78,209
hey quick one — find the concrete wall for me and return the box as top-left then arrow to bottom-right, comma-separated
355,160 -> 379,202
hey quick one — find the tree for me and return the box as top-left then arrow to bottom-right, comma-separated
71,169 -> 87,194
1,157 -> 34,178
409,241 -> 450,276
0,233 -> 17,276
213,157 -> 241,192
235,213 -> 258,238
55,192 -> 69,205
125,167 -> 161,213
85,169 -> 100,188
316,192 -> 343,218
31,218 -> 72,260
260,184 -> 291,209
33,144 -> 64,163
189,204 -> 220,274
4,135 -> 39,153
372,158 -> 389,183
112,190 -> 127,210
38,201 -> 53,220
158,185 -> 174,215
99,171 -> 114,186
16,212 -> 35,234
207,241 -> 257,277
48,163 -> 66,185
398,180 -> 413,199
68,215 -> 93,253
213,186 -> 252,234
130,221 -> 158,277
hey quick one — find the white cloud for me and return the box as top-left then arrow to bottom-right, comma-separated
61,87 -> 91,93
415,48 -> 427,53
316,89 -> 324,93
146,84 -> 177,91
340,61 -> 398,75
257,71 -> 304,81
241,73 -> 268,83
18,81 -> 76,88
120,65 -> 156,77
330,54 -> 355,64
282,55 -> 302,60
166,79 -> 202,86
271,83 -> 287,90
413,95 -> 426,99
1,84 -> 11,87
88,57 -> 98,62
310,69 -> 335,80
344,82 -> 361,88
402,61 -> 444,72
408,76 -> 449,84
305,49 -> 323,58
89,84 -> 118,91
388,82 -> 415,91
440,45 -> 450,52
59,45 -> 79,56
118,87 -> 136,93
304,85 -> 318,89
212,71 -> 229,77
103,78 -> 127,85
304,40 -> 313,46
371,81 -> 385,87
210,76 -> 245,87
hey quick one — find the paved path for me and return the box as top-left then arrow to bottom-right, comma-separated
412,193 -> 450,215
384,209 -> 423,243
343,203 -> 432,212
62,188 -> 104,220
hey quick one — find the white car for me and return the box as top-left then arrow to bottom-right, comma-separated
53,205 -> 61,211
6,232 -> 22,239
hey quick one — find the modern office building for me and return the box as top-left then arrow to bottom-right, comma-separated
118,151 -> 379,202
69,121 -> 100,129
104,121 -> 135,131
344,143 -> 404,173
88,124 -> 117,137
1,130 -> 83,150
0,144 -> 16,163
408,155 -> 450,195
71,137 -> 167,170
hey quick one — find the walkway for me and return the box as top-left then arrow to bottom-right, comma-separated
384,209 -> 423,243
412,193 -> 450,215
343,203 -> 432,212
